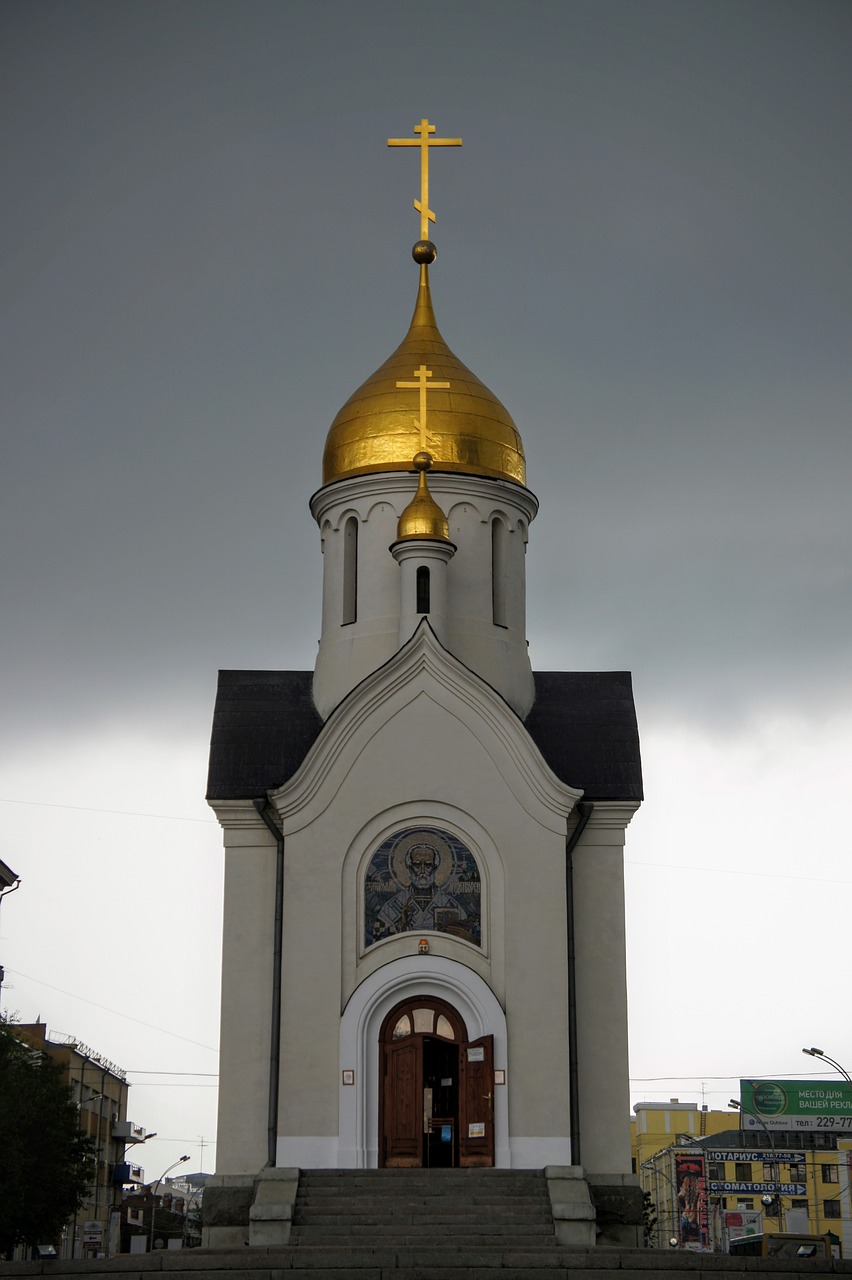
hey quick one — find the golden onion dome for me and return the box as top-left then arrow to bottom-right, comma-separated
323,263 -> 525,486
395,452 -> 451,542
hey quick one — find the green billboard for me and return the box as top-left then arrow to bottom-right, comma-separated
739,1079 -> 852,1131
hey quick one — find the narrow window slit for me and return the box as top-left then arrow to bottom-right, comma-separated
416,565 -> 430,614
342,517 -> 358,624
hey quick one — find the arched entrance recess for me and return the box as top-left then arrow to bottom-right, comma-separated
380,996 -> 494,1168
337,956 -> 510,1168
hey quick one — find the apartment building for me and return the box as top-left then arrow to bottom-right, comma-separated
14,1021 -> 149,1258
633,1098 -> 851,1254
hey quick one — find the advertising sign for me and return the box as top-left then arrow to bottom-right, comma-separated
708,1148 -> 802,1162
708,1181 -> 806,1195
674,1151 -> 709,1249
723,1209 -> 762,1244
739,1079 -> 852,1131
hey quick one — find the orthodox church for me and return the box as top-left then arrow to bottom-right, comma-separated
204,122 -> 642,1244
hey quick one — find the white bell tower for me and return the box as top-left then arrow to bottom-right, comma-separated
311,260 -> 537,720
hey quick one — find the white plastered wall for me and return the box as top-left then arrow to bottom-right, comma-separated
212,633 -> 637,1178
211,803 -> 279,1174
572,802 -> 639,1177
311,472 -> 538,719
268,629 -> 582,1169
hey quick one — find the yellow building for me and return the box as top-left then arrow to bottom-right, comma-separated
632,1099 -> 851,1254
15,1022 -> 149,1258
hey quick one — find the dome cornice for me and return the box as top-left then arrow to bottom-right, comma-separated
310,469 -> 538,528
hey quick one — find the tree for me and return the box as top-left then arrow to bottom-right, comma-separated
642,1189 -> 658,1248
0,1018 -> 96,1258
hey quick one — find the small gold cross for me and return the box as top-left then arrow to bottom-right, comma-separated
388,118 -> 462,240
396,364 -> 451,450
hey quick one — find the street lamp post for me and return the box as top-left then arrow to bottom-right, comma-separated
802,1047 -> 852,1085
729,1099 -> 784,1231
802,1051 -> 852,1238
109,1130 -> 156,1258
640,1158 -> 679,1247
148,1156 -> 190,1252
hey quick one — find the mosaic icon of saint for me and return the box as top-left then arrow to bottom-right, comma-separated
377,840 -> 468,934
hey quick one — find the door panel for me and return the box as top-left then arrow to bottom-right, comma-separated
459,1033 -> 494,1167
383,1037 -> 423,1167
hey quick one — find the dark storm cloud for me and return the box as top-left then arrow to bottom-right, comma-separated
2,0 -> 850,746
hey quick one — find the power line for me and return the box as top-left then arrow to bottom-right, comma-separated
7,969 -> 218,1053
130,1082 -> 218,1088
126,1070 -> 218,1077
621,865 -> 844,885
630,1071 -> 837,1084
0,797 -> 216,825
3,796 -> 846,885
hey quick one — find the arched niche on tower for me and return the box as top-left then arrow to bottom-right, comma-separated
341,804 -> 504,1007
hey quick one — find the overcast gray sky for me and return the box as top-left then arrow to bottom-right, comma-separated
2,0 -> 850,1177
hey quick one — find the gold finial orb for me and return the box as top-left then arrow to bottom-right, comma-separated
412,240 -> 437,265
413,450 -> 433,470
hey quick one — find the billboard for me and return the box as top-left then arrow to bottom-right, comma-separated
722,1208 -> 762,1245
674,1151 -> 709,1249
739,1079 -> 852,1131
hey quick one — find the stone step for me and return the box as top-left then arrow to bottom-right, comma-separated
293,1239 -> 557,1252
297,1172 -> 544,1182
296,1182 -> 546,1195
291,1223 -> 555,1233
298,1172 -> 544,1177
296,1183 -> 547,1198
296,1174 -> 548,1196
292,1223 -> 554,1238
297,1184 -> 550,1192
269,1244 -> 570,1267
290,1203 -> 550,1213
295,1199 -> 550,1214
294,1219 -> 554,1228
284,1167 -> 558,1261
18,1241 -> 852,1278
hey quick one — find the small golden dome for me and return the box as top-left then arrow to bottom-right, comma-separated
395,452 -> 451,542
323,265 -> 525,486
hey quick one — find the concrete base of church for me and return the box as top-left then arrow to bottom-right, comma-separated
542,1166 -> 643,1248
200,1166 -> 641,1251
8,1253 -> 852,1279
202,1168 -> 300,1249
543,1166 -> 597,1248
587,1171 -> 646,1248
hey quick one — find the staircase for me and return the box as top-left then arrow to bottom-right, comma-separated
7,1169 -> 852,1280
291,1167 -> 557,1256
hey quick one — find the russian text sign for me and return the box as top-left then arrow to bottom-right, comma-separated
739,1079 -> 852,1131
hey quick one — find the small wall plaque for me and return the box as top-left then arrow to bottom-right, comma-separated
342,1070 -> 355,1086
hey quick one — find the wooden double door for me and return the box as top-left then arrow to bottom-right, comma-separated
380,996 -> 494,1168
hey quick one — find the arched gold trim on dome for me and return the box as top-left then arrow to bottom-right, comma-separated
322,266 -> 526,487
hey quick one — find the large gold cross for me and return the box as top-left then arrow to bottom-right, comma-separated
396,364 -> 451,450
388,118 -> 462,240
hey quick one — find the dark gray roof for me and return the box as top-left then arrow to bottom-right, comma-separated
0,857 -> 20,889
207,671 -> 322,802
524,671 -> 643,801
207,669 -> 642,803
